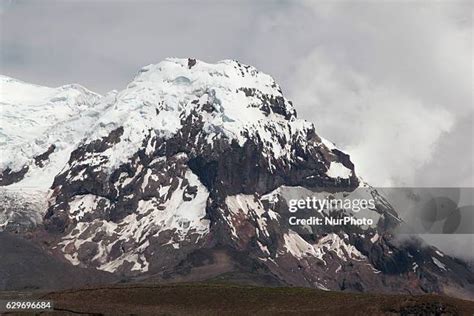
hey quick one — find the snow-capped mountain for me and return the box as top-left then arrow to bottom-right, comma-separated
0,75 -> 105,188
1,59 -> 473,298
0,75 -> 107,233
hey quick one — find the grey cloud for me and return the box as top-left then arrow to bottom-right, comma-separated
0,1 -> 267,91
1,0 -> 472,187
414,115 -> 474,187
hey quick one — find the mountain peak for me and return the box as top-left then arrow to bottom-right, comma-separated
1,61 -> 473,300
0,74 -> 100,106
126,57 -> 296,123
85,58 -> 301,169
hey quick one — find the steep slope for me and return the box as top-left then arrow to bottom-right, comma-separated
43,58 -> 356,271
0,76 -> 110,232
0,75 -> 105,188
38,58 -> 473,299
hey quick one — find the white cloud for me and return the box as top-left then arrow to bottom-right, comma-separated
281,1 -> 472,186
289,49 -> 454,186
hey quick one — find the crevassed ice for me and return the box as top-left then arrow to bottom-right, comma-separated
84,58 -> 301,170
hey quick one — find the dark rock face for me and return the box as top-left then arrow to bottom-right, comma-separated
188,58 -> 197,69
34,144 -> 56,168
42,108 -> 474,298
67,126 -> 124,166
35,59 -> 474,299
0,166 -> 29,186
238,87 -> 297,120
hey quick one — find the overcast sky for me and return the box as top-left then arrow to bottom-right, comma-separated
1,0 -> 472,188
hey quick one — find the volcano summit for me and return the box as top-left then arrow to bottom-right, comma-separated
0,58 -> 472,299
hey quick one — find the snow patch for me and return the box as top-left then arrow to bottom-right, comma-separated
283,230 -> 324,260
316,233 -> 365,262
326,161 -> 352,179
432,257 -> 446,271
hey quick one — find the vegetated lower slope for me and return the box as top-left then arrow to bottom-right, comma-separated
25,283 -> 474,315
